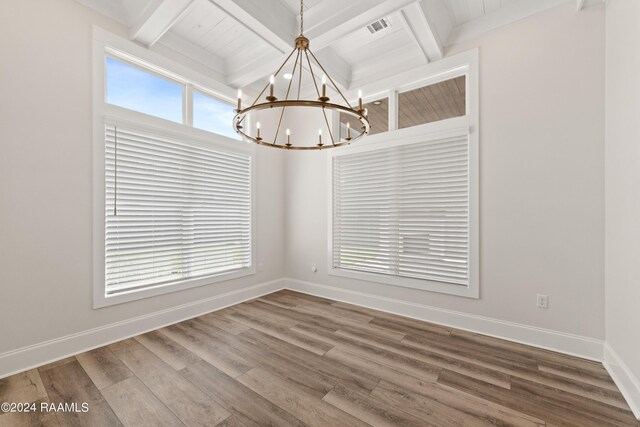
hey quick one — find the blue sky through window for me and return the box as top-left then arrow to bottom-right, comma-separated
193,91 -> 239,140
106,56 -> 183,123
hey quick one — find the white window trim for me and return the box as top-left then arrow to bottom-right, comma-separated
92,27 -> 256,308
328,49 -> 479,299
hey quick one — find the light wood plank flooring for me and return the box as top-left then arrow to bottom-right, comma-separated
1,290 -> 638,426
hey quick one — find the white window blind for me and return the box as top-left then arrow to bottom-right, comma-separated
105,124 -> 252,296
332,135 -> 469,287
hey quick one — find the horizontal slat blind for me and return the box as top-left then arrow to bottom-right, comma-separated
332,135 -> 469,286
105,124 -> 251,295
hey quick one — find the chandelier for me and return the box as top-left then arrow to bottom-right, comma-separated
233,0 -> 370,150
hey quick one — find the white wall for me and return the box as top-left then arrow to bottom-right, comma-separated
0,0 -> 285,357
604,0 -> 640,417
285,2 -> 606,341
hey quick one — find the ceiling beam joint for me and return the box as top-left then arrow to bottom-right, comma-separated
129,0 -> 196,47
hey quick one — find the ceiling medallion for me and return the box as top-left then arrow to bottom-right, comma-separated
233,0 -> 370,150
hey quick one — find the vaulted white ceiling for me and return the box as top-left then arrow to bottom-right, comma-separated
76,0 -> 601,95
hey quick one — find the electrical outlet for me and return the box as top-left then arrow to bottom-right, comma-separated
311,263 -> 317,273
537,294 -> 549,309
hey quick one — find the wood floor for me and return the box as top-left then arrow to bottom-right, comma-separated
1,290 -> 637,427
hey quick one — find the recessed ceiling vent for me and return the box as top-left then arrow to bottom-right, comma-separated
366,18 -> 391,34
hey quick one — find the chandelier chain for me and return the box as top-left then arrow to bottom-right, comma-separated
300,0 -> 304,35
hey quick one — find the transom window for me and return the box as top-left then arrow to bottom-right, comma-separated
105,55 -> 239,140
192,90 -> 238,140
340,97 -> 389,137
339,75 -> 467,137
106,57 -> 183,123
398,76 -> 466,128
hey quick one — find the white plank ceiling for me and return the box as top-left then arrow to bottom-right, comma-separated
170,0 -> 277,66
446,0 -> 520,25
330,12 -> 409,67
76,0 -> 592,93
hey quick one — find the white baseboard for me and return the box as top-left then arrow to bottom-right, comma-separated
0,279 -> 285,380
0,276 -> 608,383
6,276 -> 635,417
604,343 -> 640,420
284,278 -> 604,362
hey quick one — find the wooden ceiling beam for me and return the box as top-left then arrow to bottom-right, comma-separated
399,2 -> 444,63
129,0 -> 196,47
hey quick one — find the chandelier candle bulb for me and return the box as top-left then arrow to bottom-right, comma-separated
358,90 -> 363,111
347,122 -> 351,140
286,129 -> 291,146
318,129 -> 323,146
269,75 -> 275,98
319,75 -> 329,102
256,121 -> 261,140
237,89 -> 242,111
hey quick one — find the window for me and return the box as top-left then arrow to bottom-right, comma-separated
340,97 -> 388,137
339,75 -> 468,137
399,76 -> 466,129
193,90 -> 239,140
105,54 -> 238,140
106,56 -> 183,123
95,29 -> 255,308
331,132 -> 472,293
104,124 -> 252,297
330,51 -> 478,298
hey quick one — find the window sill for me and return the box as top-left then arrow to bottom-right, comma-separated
328,267 -> 478,299
93,267 -> 256,309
